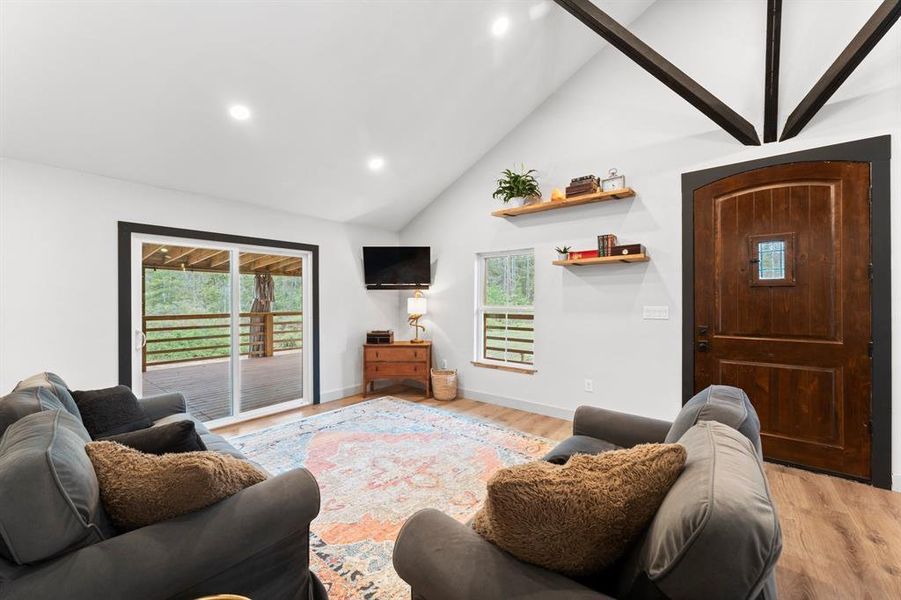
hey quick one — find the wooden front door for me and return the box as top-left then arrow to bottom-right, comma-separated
693,162 -> 872,479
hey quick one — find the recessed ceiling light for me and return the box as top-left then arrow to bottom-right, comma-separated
159,247 -> 168,253
228,105 -> 251,121
491,16 -> 510,38
367,156 -> 386,172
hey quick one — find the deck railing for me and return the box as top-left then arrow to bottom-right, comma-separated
142,311 -> 302,370
483,312 -> 534,365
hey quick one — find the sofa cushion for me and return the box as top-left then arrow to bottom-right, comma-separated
13,372 -> 81,422
0,387 -> 70,438
101,420 -> 207,455
473,444 -> 686,577
85,441 -> 268,531
665,385 -> 762,456
0,411 -> 115,565
71,385 -> 152,439
543,435 -> 621,465
152,412 -> 211,435
617,421 -> 781,600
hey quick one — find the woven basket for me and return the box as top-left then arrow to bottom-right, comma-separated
431,368 -> 458,401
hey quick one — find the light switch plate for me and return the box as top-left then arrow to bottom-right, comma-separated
643,305 -> 670,320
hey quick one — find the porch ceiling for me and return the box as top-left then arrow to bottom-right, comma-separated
142,243 -> 302,276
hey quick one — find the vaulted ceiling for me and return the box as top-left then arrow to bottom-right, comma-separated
0,0 -> 654,230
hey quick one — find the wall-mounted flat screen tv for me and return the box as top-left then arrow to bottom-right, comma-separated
363,246 -> 430,287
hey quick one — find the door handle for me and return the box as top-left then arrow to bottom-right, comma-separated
698,325 -> 709,337
134,330 -> 147,350
697,340 -> 710,353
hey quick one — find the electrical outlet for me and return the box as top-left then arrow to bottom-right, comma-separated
441,358 -> 448,369
584,379 -> 593,393
642,305 -> 670,320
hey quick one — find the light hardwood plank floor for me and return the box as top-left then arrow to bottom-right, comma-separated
214,386 -> 901,599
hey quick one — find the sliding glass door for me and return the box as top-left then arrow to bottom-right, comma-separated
130,234 -> 312,425
238,250 -> 304,414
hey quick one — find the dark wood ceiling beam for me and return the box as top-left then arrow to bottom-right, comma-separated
553,0 -> 760,145
764,0 -> 782,143
781,0 -> 901,141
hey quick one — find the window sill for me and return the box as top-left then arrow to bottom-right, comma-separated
471,361 -> 537,375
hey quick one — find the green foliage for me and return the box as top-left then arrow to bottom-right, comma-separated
492,165 -> 541,203
554,245 -> 571,254
143,269 -> 303,364
484,253 -> 534,307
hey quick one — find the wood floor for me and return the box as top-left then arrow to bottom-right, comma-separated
143,351 -> 303,421
214,385 -> 901,599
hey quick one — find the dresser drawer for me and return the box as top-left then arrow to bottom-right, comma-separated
365,346 -> 428,363
365,362 -> 427,379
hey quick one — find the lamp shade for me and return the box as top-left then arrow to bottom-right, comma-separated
407,296 -> 427,315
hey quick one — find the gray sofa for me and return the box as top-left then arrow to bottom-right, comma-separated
394,385 -> 782,600
0,372 -> 326,600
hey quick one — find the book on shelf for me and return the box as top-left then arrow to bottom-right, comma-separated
597,234 -> 618,256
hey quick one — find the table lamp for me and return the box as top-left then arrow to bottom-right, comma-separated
407,290 -> 427,343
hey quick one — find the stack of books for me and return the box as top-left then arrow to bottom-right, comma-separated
565,175 -> 600,198
597,234 -> 619,256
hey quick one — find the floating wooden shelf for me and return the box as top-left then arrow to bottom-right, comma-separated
553,253 -> 650,266
491,188 -> 636,217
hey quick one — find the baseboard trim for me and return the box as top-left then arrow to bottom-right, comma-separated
457,387 -> 575,421
893,473 -> 901,493
321,383 -> 362,403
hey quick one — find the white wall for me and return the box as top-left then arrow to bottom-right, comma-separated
399,0 -> 901,488
0,159 -> 402,401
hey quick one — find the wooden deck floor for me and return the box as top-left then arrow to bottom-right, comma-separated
142,351 -> 303,421
216,386 -> 901,599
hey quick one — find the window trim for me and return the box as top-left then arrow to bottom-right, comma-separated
474,248 -> 536,371
749,232 -> 796,287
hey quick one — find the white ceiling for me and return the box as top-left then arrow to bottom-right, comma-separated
0,0 -> 653,230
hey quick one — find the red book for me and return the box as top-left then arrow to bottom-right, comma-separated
568,249 -> 599,260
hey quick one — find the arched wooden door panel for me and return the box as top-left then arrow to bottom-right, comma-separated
693,162 -> 871,479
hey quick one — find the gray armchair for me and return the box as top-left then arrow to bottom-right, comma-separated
394,385 -> 782,600
0,372 -> 327,600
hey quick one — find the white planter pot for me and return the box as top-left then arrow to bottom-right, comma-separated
507,197 -> 527,208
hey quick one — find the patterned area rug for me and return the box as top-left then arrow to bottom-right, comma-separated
229,397 -> 554,599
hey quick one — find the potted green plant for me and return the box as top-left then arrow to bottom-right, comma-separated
555,245 -> 572,260
493,165 -> 541,207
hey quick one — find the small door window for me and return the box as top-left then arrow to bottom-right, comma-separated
749,233 -> 795,286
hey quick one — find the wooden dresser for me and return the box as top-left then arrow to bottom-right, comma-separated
363,341 -> 432,397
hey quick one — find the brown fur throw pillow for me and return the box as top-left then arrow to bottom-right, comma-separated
473,443 -> 686,576
85,441 -> 267,531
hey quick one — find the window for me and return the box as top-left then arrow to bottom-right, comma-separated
476,250 -> 535,367
749,233 -> 795,287
757,241 -> 786,280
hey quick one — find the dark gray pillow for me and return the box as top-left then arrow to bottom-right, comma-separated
616,421 -> 781,599
0,387 -> 69,438
665,385 -> 762,456
72,385 -> 152,439
14,371 -> 81,422
102,420 -> 206,454
0,411 -> 115,564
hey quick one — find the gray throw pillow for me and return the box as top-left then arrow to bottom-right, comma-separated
71,385 -> 152,439
0,411 -> 115,564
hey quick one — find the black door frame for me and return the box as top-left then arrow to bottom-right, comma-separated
117,221 -> 321,405
681,136 -> 891,489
